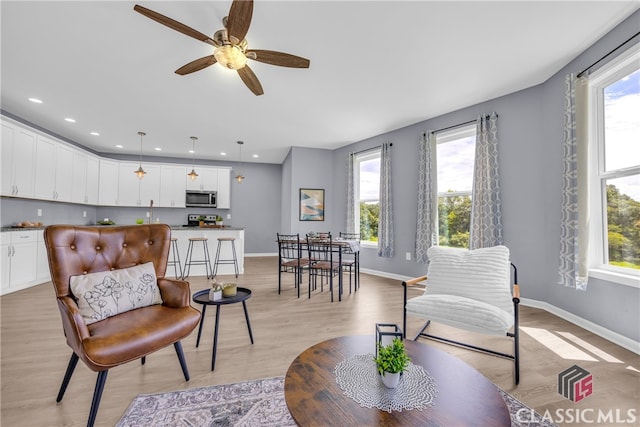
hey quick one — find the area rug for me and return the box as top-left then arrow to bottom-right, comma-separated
117,376 -> 555,426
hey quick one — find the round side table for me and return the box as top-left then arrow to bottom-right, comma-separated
192,287 -> 254,371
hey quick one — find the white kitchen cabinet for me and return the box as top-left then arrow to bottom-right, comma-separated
217,168 -> 231,209
159,165 -> 187,208
185,166 -> 218,191
0,230 -> 38,295
98,159 -> 119,206
71,150 -> 99,204
34,136 -> 73,202
1,119 -> 36,198
118,162 -> 160,207
85,155 -> 100,205
36,231 -> 51,283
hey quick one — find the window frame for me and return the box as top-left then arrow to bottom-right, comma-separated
435,124 -> 477,248
354,148 -> 381,246
587,42 -> 640,288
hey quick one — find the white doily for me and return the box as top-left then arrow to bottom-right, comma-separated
334,353 -> 438,413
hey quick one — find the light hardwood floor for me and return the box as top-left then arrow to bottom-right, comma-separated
1,256 -> 639,426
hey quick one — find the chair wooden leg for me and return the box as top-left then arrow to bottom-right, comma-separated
87,370 -> 108,427
174,341 -> 190,381
56,352 -> 79,402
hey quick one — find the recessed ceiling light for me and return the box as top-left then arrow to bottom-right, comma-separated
252,154 -> 259,158
154,147 -> 162,151
188,149 -> 195,154
90,131 -> 100,136
28,98 -> 43,104
64,118 -> 76,123
220,152 -> 227,156
115,144 -> 124,149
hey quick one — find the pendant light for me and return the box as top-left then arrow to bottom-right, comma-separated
235,141 -> 245,183
134,131 -> 147,179
187,136 -> 199,181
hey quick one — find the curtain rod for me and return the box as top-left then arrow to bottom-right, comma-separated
426,113 -> 498,136
351,142 -> 392,156
577,31 -> 640,78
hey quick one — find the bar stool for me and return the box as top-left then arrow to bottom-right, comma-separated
167,237 -> 183,279
212,237 -> 239,278
183,237 -> 213,279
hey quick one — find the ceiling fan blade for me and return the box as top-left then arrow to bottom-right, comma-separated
175,56 -> 218,75
237,65 -> 264,96
226,0 -> 253,43
246,50 -> 310,68
134,4 -> 214,45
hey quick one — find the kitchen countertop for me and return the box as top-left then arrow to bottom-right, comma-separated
1,225 -> 245,232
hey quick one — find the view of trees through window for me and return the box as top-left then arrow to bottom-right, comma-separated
599,64 -> 639,270
437,126 -> 476,248
356,151 -> 380,243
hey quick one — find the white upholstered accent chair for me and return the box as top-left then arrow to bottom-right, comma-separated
402,245 -> 521,384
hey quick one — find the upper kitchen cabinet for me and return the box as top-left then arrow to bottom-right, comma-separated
98,159 -> 119,206
217,168 -> 231,209
185,166 -> 218,191
34,136 -> 73,202
71,151 -> 99,205
159,165 -> 187,208
1,119 -> 36,198
118,162 -> 160,207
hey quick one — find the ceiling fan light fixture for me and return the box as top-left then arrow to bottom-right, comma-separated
134,131 -> 147,179
214,45 -> 247,69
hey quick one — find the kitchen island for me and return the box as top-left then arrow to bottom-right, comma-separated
0,224 -> 245,295
169,226 -> 245,278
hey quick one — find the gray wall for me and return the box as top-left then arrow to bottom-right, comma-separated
2,11 -> 638,342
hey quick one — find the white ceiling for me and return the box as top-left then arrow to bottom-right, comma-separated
2,1 -> 638,164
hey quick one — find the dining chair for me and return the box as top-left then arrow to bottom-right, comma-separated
277,233 -> 309,297
306,233 -> 342,302
338,232 -> 360,293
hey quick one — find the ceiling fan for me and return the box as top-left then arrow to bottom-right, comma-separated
133,1 -> 310,96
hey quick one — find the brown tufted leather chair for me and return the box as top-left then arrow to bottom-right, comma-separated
44,224 -> 201,427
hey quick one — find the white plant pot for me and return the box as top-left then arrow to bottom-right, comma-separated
209,289 -> 222,301
381,371 -> 401,389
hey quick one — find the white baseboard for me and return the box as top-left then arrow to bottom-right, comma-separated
359,268 -> 640,355
248,256 -> 639,354
519,298 -> 639,355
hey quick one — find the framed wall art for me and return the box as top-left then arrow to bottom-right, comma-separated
299,188 -> 325,221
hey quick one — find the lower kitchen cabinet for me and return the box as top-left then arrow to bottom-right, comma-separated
1,230 -> 39,295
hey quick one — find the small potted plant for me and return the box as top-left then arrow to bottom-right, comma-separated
209,282 -> 223,301
373,338 -> 411,388
197,215 -> 206,227
216,215 -> 223,226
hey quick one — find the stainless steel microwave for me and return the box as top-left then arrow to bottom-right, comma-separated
185,190 -> 217,208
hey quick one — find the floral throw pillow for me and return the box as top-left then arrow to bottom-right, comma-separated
70,262 -> 163,325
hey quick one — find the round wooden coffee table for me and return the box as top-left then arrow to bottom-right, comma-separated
284,335 -> 510,426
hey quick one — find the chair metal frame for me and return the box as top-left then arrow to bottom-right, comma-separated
338,232 -> 360,293
402,263 -> 521,385
277,233 -> 309,297
306,233 -> 342,302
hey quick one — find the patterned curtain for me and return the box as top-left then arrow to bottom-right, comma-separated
558,74 -> 589,290
469,113 -> 503,249
346,152 -> 356,233
415,131 -> 436,263
377,142 -> 394,257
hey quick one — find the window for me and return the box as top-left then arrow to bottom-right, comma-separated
354,149 -> 380,244
588,43 -> 640,279
436,124 -> 476,248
